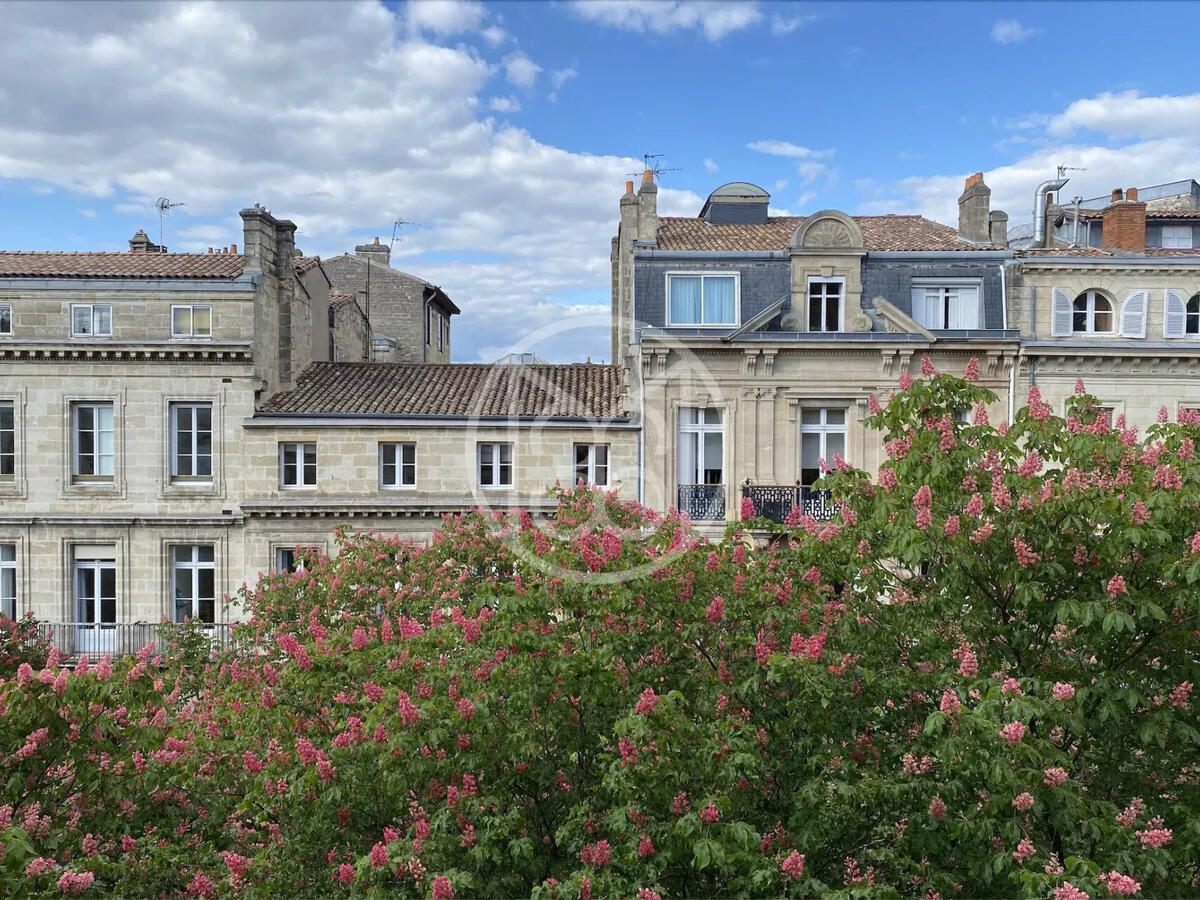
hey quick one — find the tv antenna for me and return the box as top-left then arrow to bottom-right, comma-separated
390,218 -> 419,251
627,153 -> 682,181
155,197 -> 185,248
1056,164 -> 1087,178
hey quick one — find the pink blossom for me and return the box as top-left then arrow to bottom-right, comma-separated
877,467 -> 898,490
1053,883 -> 1090,900
369,841 -> 388,869
1116,797 -> 1144,828
1013,536 -> 1041,568
1012,792 -> 1034,812
1000,721 -> 1026,744
970,523 -> 993,544
672,792 -> 688,815
1001,678 -> 1023,696
963,357 -> 980,382
26,857 -> 57,877
635,687 -> 660,715
1136,824 -> 1172,849
1106,575 -> 1127,598
636,891 -> 662,900
637,834 -> 655,857
699,802 -> 720,824
940,689 -> 962,714
867,394 -> 883,415
929,796 -> 947,821
780,850 -> 806,880
456,697 -> 475,720
1012,838 -> 1035,863
17,662 -> 33,685
1043,767 -> 1069,787
186,874 -> 217,897
706,596 -> 724,624
899,372 -> 914,391
740,496 -> 757,520
432,876 -> 454,900
1052,682 -> 1076,701
1098,872 -> 1141,896
920,356 -> 937,376
1170,681 -> 1192,708
1075,378 -> 1086,395
56,871 -> 94,894
943,515 -> 960,537
397,692 -> 420,726
581,840 -> 612,867
913,485 -> 932,508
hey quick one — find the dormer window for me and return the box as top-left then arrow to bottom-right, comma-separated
1073,291 -> 1113,334
667,274 -> 738,326
912,283 -> 981,330
807,279 -> 843,332
1160,225 -> 1193,249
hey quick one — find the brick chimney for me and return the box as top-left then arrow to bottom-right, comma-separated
1101,186 -> 1147,252
354,235 -> 391,268
957,172 -> 991,242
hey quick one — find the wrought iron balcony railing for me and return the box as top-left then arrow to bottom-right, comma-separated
741,483 -> 838,524
34,622 -> 236,658
677,484 -> 726,521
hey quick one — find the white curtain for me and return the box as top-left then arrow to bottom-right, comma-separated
669,277 -> 702,324
704,277 -> 736,324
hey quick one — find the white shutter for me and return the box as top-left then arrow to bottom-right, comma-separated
911,287 -> 938,328
1118,290 -> 1147,338
1165,289 -> 1187,338
1051,288 -> 1073,336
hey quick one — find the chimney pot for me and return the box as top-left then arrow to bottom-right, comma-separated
1111,188 -> 1124,203
965,171 -> 984,189
1125,187 -> 1138,201
208,247 -> 214,253
230,243 -> 238,254
958,172 -> 991,242
625,180 -> 634,195
642,169 -> 654,184
374,237 -> 380,244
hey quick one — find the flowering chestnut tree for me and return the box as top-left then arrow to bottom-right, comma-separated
1,363 -> 1198,898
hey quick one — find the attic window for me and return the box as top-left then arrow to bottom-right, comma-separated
667,274 -> 738,326
1161,225 -> 1193,249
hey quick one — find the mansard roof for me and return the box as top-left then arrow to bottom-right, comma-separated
0,251 -> 245,278
655,215 -> 1001,252
259,362 -> 625,419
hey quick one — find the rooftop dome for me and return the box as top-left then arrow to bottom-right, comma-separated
701,182 -> 771,225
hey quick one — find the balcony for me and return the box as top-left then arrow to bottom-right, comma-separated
677,484 -> 726,521
34,622 -> 236,659
741,483 -> 837,524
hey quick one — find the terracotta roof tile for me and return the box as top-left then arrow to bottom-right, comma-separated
0,251 -> 245,278
654,215 -> 999,253
330,292 -> 358,310
1018,247 -> 1200,258
260,362 -> 626,419
293,255 -> 323,275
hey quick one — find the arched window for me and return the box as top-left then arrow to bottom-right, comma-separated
1188,294 -> 1200,335
1072,291 -> 1113,334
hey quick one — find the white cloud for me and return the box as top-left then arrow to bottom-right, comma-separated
77,208 -> 97,219
770,13 -> 817,36
480,24 -> 508,46
489,95 -> 521,113
503,51 -> 542,88
855,91 -> 1200,231
548,67 -> 577,102
746,140 -> 834,160
569,0 -> 763,42
703,157 -> 719,174
406,0 -> 487,35
991,19 -> 1039,44
0,0 -> 657,363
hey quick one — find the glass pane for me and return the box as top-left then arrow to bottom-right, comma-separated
826,409 -> 846,425
0,307 -> 11,333
801,409 -> 821,425
95,306 -> 111,334
669,277 -> 702,324
0,404 -> 11,429
172,307 -> 190,335
480,444 -> 493,465
382,459 -> 396,485
1094,310 -> 1112,332
703,408 -> 723,425
0,544 -> 13,561
198,593 -> 215,624
303,460 -> 317,484
678,432 -> 697,484
575,444 -> 589,465
499,444 -> 512,465
594,464 -> 608,486
77,569 -> 95,622
172,546 -> 190,565
73,307 -> 92,334
193,306 -> 212,335
402,444 -> 415,466
679,407 -> 698,427
595,445 -> 608,466
704,277 -> 736,324
1073,311 -> 1087,332
702,431 -> 723,484
825,293 -> 840,331
100,566 -> 116,602
1073,296 -> 1088,311
801,432 -> 821,470
402,462 -> 415,485
826,432 -> 845,461
498,463 -> 512,485
198,546 -> 214,563
808,296 -> 822,331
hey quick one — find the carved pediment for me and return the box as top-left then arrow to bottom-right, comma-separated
790,210 -> 865,251
872,295 -> 935,340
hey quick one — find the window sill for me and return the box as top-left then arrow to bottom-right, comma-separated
380,485 -> 418,491
279,485 -> 318,491
477,485 -> 515,491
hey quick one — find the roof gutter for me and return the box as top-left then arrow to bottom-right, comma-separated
634,250 -> 789,260
1020,256 -> 1200,266
866,251 -> 1013,260
244,414 -> 638,428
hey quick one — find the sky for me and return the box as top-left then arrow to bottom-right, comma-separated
4,1 -> 1200,363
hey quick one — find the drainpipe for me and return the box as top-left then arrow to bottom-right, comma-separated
1008,351 -> 1016,424
1033,177 -> 1070,247
1071,196 -> 1082,246
1000,262 -> 1008,330
637,355 -> 645,506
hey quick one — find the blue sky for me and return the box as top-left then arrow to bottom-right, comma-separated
4,1 -> 1200,362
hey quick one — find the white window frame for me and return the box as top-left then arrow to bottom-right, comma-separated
379,442 -> 417,490
806,277 -> 845,333
677,407 -> 725,486
169,402 -> 214,483
1160,225 -> 1194,250
910,280 -> 982,330
274,547 -> 308,574
71,303 -> 112,337
170,544 -> 216,624
279,442 -> 317,489
799,406 -> 848,486
0,401 -> 13,481
0,304 -> 11,336
71,402 -> 115,482
0,544 -> 15,619
665,272 -> 741,327
1071,290 -> 1115,334
477,442 -> 514,489
573,443 -> 609,487
170,304 -> 212,338
1188,294 -> 1200,336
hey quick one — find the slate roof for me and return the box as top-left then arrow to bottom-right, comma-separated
654,215 -> 1000,253
1071,208 -> 1200,219
0,251 -> 245,278
259,362 -> 625,419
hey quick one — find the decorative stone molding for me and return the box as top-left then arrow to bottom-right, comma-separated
871,296 -> 934,339
789,211 -> 865,251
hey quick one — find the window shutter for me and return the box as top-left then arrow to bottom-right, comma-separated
1164,289 -> 1187,338
1051,288 -> 1073,336
1118,290 -> 1147,338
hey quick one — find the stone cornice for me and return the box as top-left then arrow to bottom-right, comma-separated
0,342 -> 253,363
240,497 -> 560,519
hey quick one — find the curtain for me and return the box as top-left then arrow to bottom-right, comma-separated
669,277 -> 702,324
704,277 -> 736,324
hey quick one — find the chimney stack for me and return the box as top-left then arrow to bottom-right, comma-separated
1101,186 -> 1147,252
636,169 -> 658,244
128,229 -> 162,253
989,210 -> 1009,248
957,172 -> 992,243
354,236 -> 391,268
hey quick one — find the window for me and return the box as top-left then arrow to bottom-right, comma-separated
807,279 -> 843,332
1072,291 -> 1113,334
667,274 -> 738,326
0,401 -> 13,480
171,305 -> 212,338
171,545 -> 215,624
0,305 -> 11,335
380,442 -> 416,489
71,304 -> 112,337
1189,295 -> 1200,335
0,544 -> 14,619
279,442 -> 317,489
912,284 -> 981,330
437,313 -> 445,351
800,408 -> 846,487
170,403 -> 213,482
678,408 -> 724,486
426,306 -> 435,345
1161,225 -> 1194,249
574,443 -> 609,486
72,403 -> 115,481
275,547 -> 306,574
478,442 -> 513,488
74,551 -> 116,655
